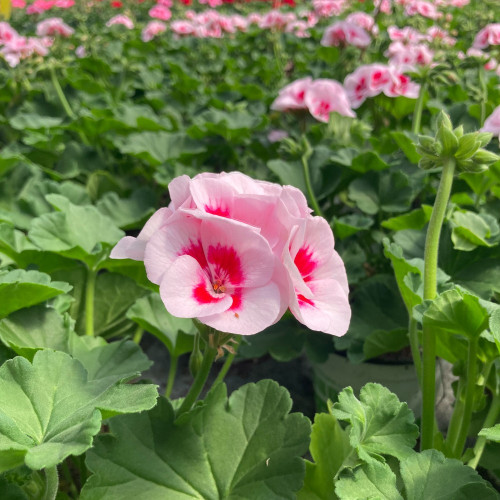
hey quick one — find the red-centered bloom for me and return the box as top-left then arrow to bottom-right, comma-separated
111,172 -> 351,336
111,0 -> 123,7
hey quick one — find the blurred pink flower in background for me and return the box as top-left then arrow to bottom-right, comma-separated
268,129 -> 289,143
36,17 -> 74,37
405,0 -> 442,19
106,14 -> 135,29
480,106 -> 500,140
141,20 -> 167,42
271,77 -> 312,112
386,41 -> 434,68
321,20 -> 371,48
149,4 -> 172,21
346,12 -> 378,35
344,63 -> 419,108
304,79 -> 356,121
473,24 -> 500,49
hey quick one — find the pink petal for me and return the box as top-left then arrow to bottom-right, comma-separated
201,282 -> 281,335
160,255 -> 232,318
290,279 -> 351,336
200,218 -> 275,288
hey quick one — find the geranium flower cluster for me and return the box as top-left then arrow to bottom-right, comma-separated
321,19 -> 371,49
0,21 -> 51,67
344,63 -> 420,108
111,172 -> 351,336
271,77 -> 355,122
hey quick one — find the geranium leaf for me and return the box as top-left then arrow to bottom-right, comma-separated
335,461 -> 403,500
126,293 -> 194,357
28,195 -> 124,269
298,413 -> 351,500
423,288 -> 490,341
0,305 -> 151,383
0,350 -> 157,471
400,449 -> 499,499
0,270 -> 71,319
331,383 -> 419,463
479,424 -> 500,443
81,381 -> 310,500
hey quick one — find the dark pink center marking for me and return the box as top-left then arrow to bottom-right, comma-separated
180,240 -> 209,271
207,244 -> 244,286
229,290 -> 242,311
193,281 -> 220,304
294,246 -> 317,281
297,294 -> 315,306
204,204 -> 230,218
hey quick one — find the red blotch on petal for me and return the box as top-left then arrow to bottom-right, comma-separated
229,290 -> 242,311
180,241 -> 208,270
297,294 -> 315,306
193,282 -> 220,304
294,246 -> 317,280
207,244 -> 244,286
204,204 -> 230,218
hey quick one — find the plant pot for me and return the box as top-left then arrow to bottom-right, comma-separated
311,352 -> 454,422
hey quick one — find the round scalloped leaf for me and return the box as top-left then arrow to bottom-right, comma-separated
81,380 -> 310,500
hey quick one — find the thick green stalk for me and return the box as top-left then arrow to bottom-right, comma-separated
408,316 -> 422,384
42,467 -> 58,500
165,355 -> 178,399
176,345 -> 217,417
49,66 -> 76,120
421,158 -> 456,450
468,393 -> 500,469
133,326 -> 143,345
451,339 -> 478,457
301,150 -> 323,217
85,269 -> 96,337
412,80 -> 427,135
213,336 -> 241,387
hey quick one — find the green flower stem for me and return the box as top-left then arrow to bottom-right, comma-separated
468,393 -> 500,469
412,80 -> 427,135
445,377 -> 465,451
176,345 -> 217,417
478,65 -> 487,127
421,157 -> 456,451
301,147 -> 323,217
451,339 -> 478,458
133,326 -> 143,345
42,467 -> 59,500
165,355 -> 179,399
49,66 -> 76,120
213,336 -> 241,387
85,269 -> 97,337
408,316 -> 422,384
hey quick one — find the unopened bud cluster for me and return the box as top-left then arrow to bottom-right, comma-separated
417,111 -> 499,173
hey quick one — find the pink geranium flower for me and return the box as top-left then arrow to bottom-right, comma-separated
141,21 -> 167,42
283,217 -> 350,336
149,4 -> 172,21
473,24 -> 500,49
271,77 -> 312,112
480,106 -> 500,140
36,17 -> 74,37
304,79 -> 356,122
106,14 -> 135,29
111,172 -> 351,336
405,0 -> 442,19
321,20 -> 371,49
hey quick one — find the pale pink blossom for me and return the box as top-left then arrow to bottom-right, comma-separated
106,15 -> 134,29
112,172 -> 350,336
75,45 -> 86,58
473,24 -> 500,49
12,0 -> 26,8
36,18 -> 74,37
283,217 -> 350,336
0,22 -> 17,43
405,0 -> 442,19
480,106 -> 500,140
304,79 -> 356,122
171,20 -> 195,36
141,21 -> 167,42
426,26 -> 456,46
346,12 -> 377,35
26,0 -> 54,14
271,77 -> 312,112
157,0 -> 172,6
344,64 -> 419,108
386,41 -> 434,68
149,4 -> 172,21
387,25 -> 426,43
55,0 -> 74,7
321,21 -> 371,49
313,0 -> 347,17
374,0 -> 392,14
